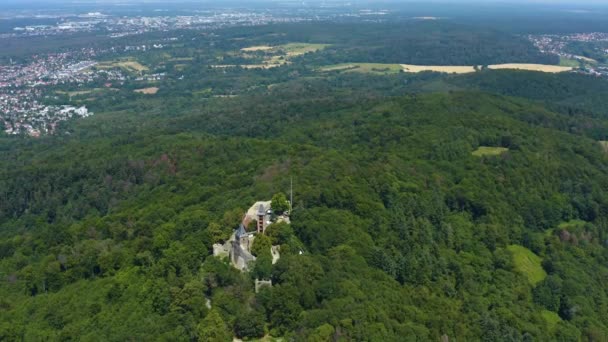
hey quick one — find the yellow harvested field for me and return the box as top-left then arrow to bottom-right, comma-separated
221,43 -> 329,69
488,64 -> 572,73
241,43 -> 328,55
134,87 -> 159,94
241,45 -> 274,52
400,64 -> 477,74
280,43 -> 329,56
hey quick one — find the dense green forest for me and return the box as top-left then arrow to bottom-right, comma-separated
2,20 -> 608,341
0,21 -> 557,65
445,71 -> 608,123
220,22 -> 558,66
3,89 -> 608,340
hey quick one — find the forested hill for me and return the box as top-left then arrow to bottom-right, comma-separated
1,91 -> 608,340
224,22 -> 558,66
446,70 -> 608,120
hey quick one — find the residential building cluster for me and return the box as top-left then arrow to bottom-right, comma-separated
2,104 -> 90,136
1,11 -> 308,40
0,51 -> 128,137
528,33 -> 608,57
528,33 -> 608,77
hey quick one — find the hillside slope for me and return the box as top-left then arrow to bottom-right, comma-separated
1,92 -> 607,340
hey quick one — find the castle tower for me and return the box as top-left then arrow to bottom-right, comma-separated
257,204 -> 266,233
236,224 -> 246,241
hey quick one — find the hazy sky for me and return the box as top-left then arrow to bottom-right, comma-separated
2,0 -> 608,8
3,0 -> 607,2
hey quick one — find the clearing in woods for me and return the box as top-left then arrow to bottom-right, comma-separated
507,245 -> 547,285
487,63 -> 573,73
56,88 -> 119,97
472,146 -> 509,157
599,141 -> 608,153
227,43 -> 329,69
134,87 -> 159,94
401,64 -> 477,74
241,45 -> 274,52
174,64 -> 187,71
573,55 -> 598,63
168,57 -> 194,62
320,63 -> 403,74
559,57 -> 581,67
321,63 -> 574,74
95,59 -> 149,73
279,43 -> 329,56
241,43 -> 328,55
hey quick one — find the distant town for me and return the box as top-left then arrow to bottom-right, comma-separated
0,49 -> 124,136
3,11 -> 308,40
528,32 -> 608,77
2,5 -> 608,137
0,7 -> 362,136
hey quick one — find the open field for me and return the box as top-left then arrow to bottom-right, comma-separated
320,63 -> 403,74
241,43 -> 328,55
96,59 -> 149,73
280,43 -> 329,56
212,63 -> 282,69
234,43 -> 329,68
472,146 -> 509,157
57,90 -> 94,97
319,64 -> 359,72
559,57 -> 581,67
168,57 -> 194,62
507,245 -> 547,285
241,64 -> 282,69
401,64 -> 477,74
118,61 -> 148,72
134,87 -> 159,94
56,88 -> 118,97
573,55 -> 597,63
321,62 -> 574,75
213,94 -> 238,98
241,45 -> 274,52
488,64 -> 572,73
